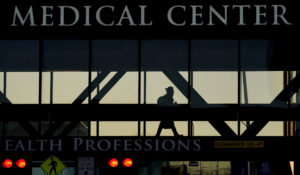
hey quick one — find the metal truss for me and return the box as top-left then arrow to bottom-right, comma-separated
1,72 -> 300,137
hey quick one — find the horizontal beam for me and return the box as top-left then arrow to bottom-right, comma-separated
0,104 -> 299,121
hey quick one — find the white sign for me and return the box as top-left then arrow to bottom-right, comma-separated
78,157 -> 94,175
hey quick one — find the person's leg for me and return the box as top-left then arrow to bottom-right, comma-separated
170,122 -> 179,136
156,122 -> 163,136
171,127 -> 179,136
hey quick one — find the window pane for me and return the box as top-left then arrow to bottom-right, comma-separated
42,40 -> 89,104
0,40 -> 39,71
98,122 -> 138,136
241,40 -> 271,70
92,40 -> 137,71
240,71 -> 286,107
193,121 -> 221,136
0,40 -> 39,104
191,40 -> 238,71
142,40 -> 188,104
257,122 -> 283,136
192,71 -> 237,106
7,72 -> 38,104
146,121 -> 187,136
43,40 -> 88,71
91,40 -> 138,104
191,40 -> 238,107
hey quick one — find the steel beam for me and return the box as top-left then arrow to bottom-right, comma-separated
91,71 -> 126,103
0,93 -> 40,136
0,91 -> 11,104
242,73 -> 300,137
17,121 -> 39,136
42,121 -> 65,136
73,71 -> 110,104
163,71 -> 236,136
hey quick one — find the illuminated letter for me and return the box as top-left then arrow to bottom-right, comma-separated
139,5 -> 152,26
162,139 -> 176,151
191,5 -> 203,26
97,139 -> 111,151
50,140 -> 62,151
254,5 -> 267,25
41,6 -> 54,26
193,139 -> 201,151
11,6 -> 36,26
84,6 -> 92,26
58,6 -> 79,26
85,140 -> 96,151
232,5 -> 250,25
96,6 -> 114,26
273,5 -> 292,25
116,6 -> 136,26
73,138 -> 83,151
167,5 -> 186,26
113,139 -> 121,151
208,5 -> 229,25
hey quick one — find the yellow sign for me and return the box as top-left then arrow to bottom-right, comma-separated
40,156 -> 66,175
214,141 -> 264,148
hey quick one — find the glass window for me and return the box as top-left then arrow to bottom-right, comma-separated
193,121 -> 221,136
240,71 -> 286,107
0,40 -> 39,104
257,122 -> 283,136
146,121 -> 188,136
7,72 -> 39,104
0,40 -> 39,71
192,71 -> 237,105
97,121 -> 138,136
191,40 -> 238,71
142,40 -> 188,104
42,40 -> 89,104
241,40 -> 271,70
91,40 -> 138,104
191,40 -> 238,107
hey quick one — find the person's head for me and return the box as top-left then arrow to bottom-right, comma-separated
165,86 -> 174,96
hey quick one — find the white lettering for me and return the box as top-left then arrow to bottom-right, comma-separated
116,6 -> 136,26
167,5 -> 186,26
139,5 -> 152,26
41,6 -> 54,26
11,6 -> 36,26
58,6 -> 79,26
208,5 -> 229,25
74,138 -> 83,151
191,5 -> 203,26
96,6 -> 114,26
254,5 -> 267,25
232,5 -> 250,25
273,5 -> 292,25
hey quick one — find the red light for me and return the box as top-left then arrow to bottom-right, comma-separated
122,158 -> 133,168
2,159 -> 13,168
16,159 -> 26,168
108,158 -> 118,168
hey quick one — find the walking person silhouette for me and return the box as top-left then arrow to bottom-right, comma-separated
49,157 -> 58,175
156,86 -> 181,137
